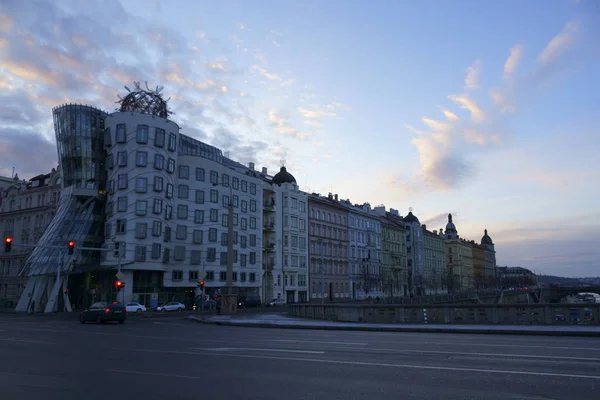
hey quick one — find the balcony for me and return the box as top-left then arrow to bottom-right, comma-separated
263,221 -> 275,231
263,263 -> 274,272
263,242 -> 275,251
263,198 -> 275,211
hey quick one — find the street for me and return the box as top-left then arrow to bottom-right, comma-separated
0,313 -> 599,400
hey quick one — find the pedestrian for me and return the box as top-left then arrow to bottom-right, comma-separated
216,297 -> 222,315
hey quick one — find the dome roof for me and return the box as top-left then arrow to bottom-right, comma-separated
272,166 -> 297,185
117,81 -> 172,118
481,229 -> 494,245
445,213 -> 457,233
403,211 -> 420,224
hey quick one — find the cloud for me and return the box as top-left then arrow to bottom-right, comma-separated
465,59 -> 481,90
237,23 -> 246,31
422,212 -> 457,229
272,40 -> 281,47
250,65 -> 282,81
503,44 -> 524,78
268,109 -> 305,138
298,107 -> 337,119
539,21 -> 578,66
448,94 -> 486,123
280,78 -> 296,87
438,107 -> 459,121
0,129 -> 57,178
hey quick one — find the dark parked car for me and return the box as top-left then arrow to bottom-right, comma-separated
80,301 -> 127,324
238,296 -> 262,308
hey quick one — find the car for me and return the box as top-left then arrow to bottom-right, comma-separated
266,298 -> 286,307
125,302 -> 147,313
238,296 -> 262,308
156,301 -> 185,312
80,301 -> 126,324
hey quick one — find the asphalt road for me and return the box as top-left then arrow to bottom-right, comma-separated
0,313 -> 599,400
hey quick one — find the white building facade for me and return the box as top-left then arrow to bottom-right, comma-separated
102,112 -> 263,307
343,201 -> 383,299
261,167 -> 309,303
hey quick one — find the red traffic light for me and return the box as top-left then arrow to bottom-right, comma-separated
5,237 -> 12,244
116,280 -> 123,287
68,241 -> 75,247
4,237 -> 13,252
68,241 -> 75,255
200,280 -> 205,285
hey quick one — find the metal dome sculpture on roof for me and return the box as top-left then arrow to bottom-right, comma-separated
117,81 -> 173,118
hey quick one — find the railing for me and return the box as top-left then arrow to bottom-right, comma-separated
289,303 -> 600,325
263,243 -> 275,251
263,222 -> 275,230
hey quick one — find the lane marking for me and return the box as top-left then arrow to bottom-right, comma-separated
106,369 -> 201,379
274,339 -> 368,346
112,347 -> 600,380
0,337 -> 56,344
196,347 -> 325,354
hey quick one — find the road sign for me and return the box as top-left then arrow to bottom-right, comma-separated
115,272 -> 123,280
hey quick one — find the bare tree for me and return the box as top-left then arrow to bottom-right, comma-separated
352,264 -> 384,298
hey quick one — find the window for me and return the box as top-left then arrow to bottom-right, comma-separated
232,177 -> 239,190
193,229 -> 203,244
117,174 -> 128,189
210,209 -> 218,222
153,176 -> 163,192
210,189 -> 218,203
221,213 -> 228,228
232,195 -> 239,208
299,201 -> 306,212
241,180 -> 247,192
195,190 -> 204,204
210,171 -> 218,184
240,254 -> 247,267
164,226 -> 171,242
178,185 -> 189,199
249,234 -> 256,247
116,124 -> 126,143
172,270 -> 183,281
250,200 -> 257,212
240,272 -> 247,282
162,248 -> 170,263
117,151 -> 127,167
190,252 -> 201,265
249,217 -> 256,229
220,271 -> 227,281
135,223 -> 147,239
220,252 -> 227,266
136,151 -> 148,167
136,177 -> 147,193
166,158 -> 175,173
221,232 -> 228,246
107,153 -> 114,169
168,133 -> 177,151
154,154 -> 164,170
116,219 -> 127,234
240,236 -> 247,248
241,200 -> 247,213
208,228 -> 217,242
106,201 -> 114,217
177,205 -> 188,219
165,205 -> 172,220
136,200 -> 147,216
154,128 -> 165,147
135,245 -> 146,261
166,183 -> 173,199
221,174 -> 229,187
241,218 -> 247,231
104,127 -> 112,147
249,252 -> 256,265
152,221 -> 162,237
179,165 -> 189,179
249,183 -> 256,195
222,195 -> 229,208
117,197 -> 127,212
176,225 -> 187,240
136,125 -> 149,143
194,210 -> 204,224
196,168 -> 205,181
207,248 -> 216,262
151,243 -> 161,259
249,272 -> 256,282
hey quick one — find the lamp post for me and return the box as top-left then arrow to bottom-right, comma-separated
214,182 -> 238,315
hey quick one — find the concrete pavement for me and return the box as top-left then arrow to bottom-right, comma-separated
0,313 -> 599,399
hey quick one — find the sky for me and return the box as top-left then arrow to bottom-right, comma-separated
0,0 -> 599,277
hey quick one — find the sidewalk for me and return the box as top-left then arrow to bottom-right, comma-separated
187,312 -> 600,337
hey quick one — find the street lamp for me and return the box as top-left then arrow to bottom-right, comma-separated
213,182 -> 238,315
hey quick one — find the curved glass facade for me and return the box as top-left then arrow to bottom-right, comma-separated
54,104 -> 108,190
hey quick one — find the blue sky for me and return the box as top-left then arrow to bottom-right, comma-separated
0,0 -> 598,276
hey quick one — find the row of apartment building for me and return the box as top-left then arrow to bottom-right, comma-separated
0,86 -> 496,311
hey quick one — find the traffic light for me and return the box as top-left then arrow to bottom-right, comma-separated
116,280 -> 124,291
68,241 -> 75,255
4,237 -> 12,253
198,280 -> 205,290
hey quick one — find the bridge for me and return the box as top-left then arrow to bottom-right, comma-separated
546,285 -> 600,303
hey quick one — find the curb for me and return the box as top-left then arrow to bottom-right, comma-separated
185,316 -> 600,337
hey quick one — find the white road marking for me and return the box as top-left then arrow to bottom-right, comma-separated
106,369 -> 201,379
112,348 -> 600,380
0,337 -> 56,344
274,339 -> 368,346
405,341 -> 600,352
197,347 -> 325,354
368,348 -> 600,362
